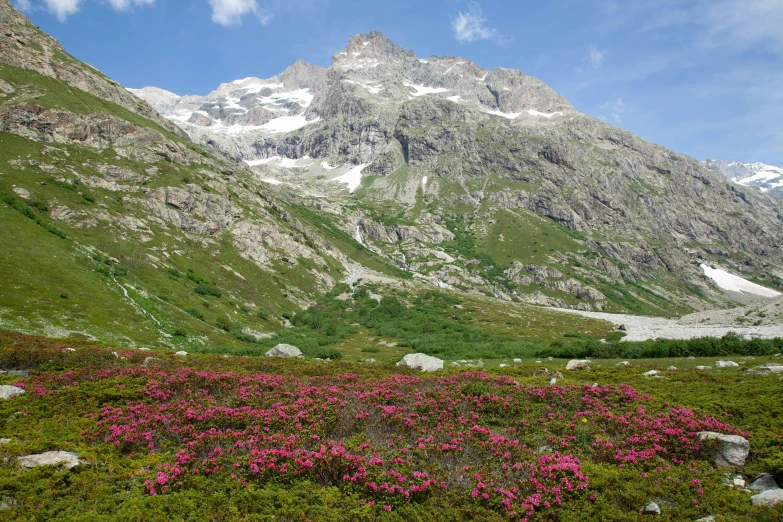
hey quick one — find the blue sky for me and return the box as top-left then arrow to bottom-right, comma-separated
14,0 -> 783,166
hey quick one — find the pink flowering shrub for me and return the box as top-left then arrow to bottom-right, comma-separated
19,367 -> 745,519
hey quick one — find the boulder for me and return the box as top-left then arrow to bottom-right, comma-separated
715,360 -> 739,368
265,344 -> 303,358
667,366 -> 678,371
513,358 -> 522,363
566,360 -> 591,371
499,364 -> 508,368
750,474 -> 779,493
549,378 -> 557,385
695,517 -> 715,522
396,353 -> 443,372
0,386 -> 25,400
16,451 -> 80,469
695,366 -> 712,370
643,501 -> 661,515
643,370 -> 660,377
698,432 -> 750,468
616,361 -> 631,367
751,488 -> 783,506
174,351 -> 188,357
552,371 -> 563,379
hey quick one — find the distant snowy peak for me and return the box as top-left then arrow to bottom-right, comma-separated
705,159 -> 783,197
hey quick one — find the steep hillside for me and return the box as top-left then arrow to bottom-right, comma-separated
0,1 -> 616,351
134,31 -> 783,315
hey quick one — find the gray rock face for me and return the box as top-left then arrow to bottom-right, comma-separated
265,344 -> 303,358
698,432 -> 750,468
566,360 -> 591,371
16,451 -> 80,469
396,353 -> 444,372
751,488 -> 783,506
750,474 -> 779,492
0,386 -> 25,400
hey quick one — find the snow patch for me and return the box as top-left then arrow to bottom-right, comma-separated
245,156 -> 314,168
321,161 -> 338,170
526,110 -> 563,119
701,264 -> 781,298
403,82 -> 449,97
485,109 -> 521,119
447,95 -> 462,103
333,164 -> 367,193
258,115 -> 319,134
260,179 -> 285,186
343,79 -> 383,95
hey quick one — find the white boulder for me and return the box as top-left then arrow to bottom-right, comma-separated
643,370 -> 660,377
264,344 -> 303,358
698,432 -> 750,468
174,351 -> 188,357
566,360 -> 591,371
751,488 -> 783,506
0,386 -> 25,400
17,451 -> 80,469
396,353 -> 443,372
616,361 -> 631,367
715,360 -> 739,368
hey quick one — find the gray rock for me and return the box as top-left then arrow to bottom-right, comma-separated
643,370 -> 660,377
751,488 -> 783,506
698,432 -> 750,468
566,359 -> 590,371
174,351 -> 188,357
549,377 -> 557,385
687,356 -> 696,360
142,357 -> 162,367
264,344 -> 303,358
667,366 -> 678,371
16,451 -> 80,469
695,366 -> 712,370
0,386 -> 25,400
12,187 -> 31,199
0,439 -> 11,444
750,474 -> 779,493
615,361 -> 631,367
552,371 -> 563,379
0,370 -> 29,377
643,501 -> 661,515
715,360 -> 739,368
396,353 -> 443,372
694,517 -> 715,522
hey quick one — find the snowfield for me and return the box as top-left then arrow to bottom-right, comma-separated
333,164 -> 368,193
700,264 -> 780,298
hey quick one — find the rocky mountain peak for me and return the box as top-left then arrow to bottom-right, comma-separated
276,59 -> 327,91
335,31 -> 416,64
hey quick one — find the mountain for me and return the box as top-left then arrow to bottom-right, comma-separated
704,159 -> 783,197
133,31 -> 783,315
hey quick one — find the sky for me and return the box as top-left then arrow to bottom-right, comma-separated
13,0 -> 783,166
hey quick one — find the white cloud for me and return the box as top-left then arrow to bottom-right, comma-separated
600,97 -> 626,123
586,44 -> 606,67
14,0 -> 33,11
451,2 -> 497,43
208,0 -> 271,26
43,0 -> 83,21
105,0 -> 155,10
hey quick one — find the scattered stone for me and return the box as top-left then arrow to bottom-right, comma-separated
643,501 -> 661,515
174,351 -> 187,357
547,357 -> 553,361
698,432 -> 750,468
139,348 -> 151,351
566,359 -> 591,371
751,488 -> 783,507
12,187 -> 31,199
695,366 -> 712,370
549,378 -> 557,385
552,371 -> 563,379
616,361 -> 631,367
591,382 -> 599,387
16,451 -> 80,469
0,438 -> 11,444
535,360 -> 542,363
687,356 -> 696,360
644,370 -> 660,377
536,445 -> 552,454
733,476 -> 746,487
142,357 -> 162,367
64,348 -> 76,353
667,366 -> 678,371
264,344 -> 303,358
750,474 -> 779,492
0,386 -> 25,400
694,517 -> 715,522
0,370 -> 28,377
499,364 -> 508,368
513,359 -> 522,363
715,360 -> 739,368
742,356 -> 755,361
112,351 -> 119,358
396,353 -> 444,372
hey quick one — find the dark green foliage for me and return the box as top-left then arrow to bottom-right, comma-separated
1,191 -> 66,238
194,283 -> 222,298
185,308 -> 204,320
256,310 -> 269,320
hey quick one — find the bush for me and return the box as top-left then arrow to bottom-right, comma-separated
361,347 -> 380,353
185,308 -> 204,320
194,283 -> 221,298
257,310 -> 269,320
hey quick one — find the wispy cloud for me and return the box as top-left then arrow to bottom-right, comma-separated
451,2 -> 507,43
43,0 -> 83,21
19,0 -> 154,21
585,44 -> 606,68
600,97 -> 626,123
208,0 -> 272,26
105,0 -> 155,11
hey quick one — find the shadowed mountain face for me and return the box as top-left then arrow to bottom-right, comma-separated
705,159 -> 783,198
1,0 -> 782,350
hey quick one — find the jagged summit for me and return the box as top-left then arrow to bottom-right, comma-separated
705,159 -> 783,197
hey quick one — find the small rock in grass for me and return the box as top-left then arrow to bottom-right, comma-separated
698,432 -> 750,468
547,357 -> 553,361
591,382 -> 599,387
715,360 -> 739,368
112,352 -> 119,358
616,361 -> 631,367
142,357 -> 162,367
535,360 -> 542,363
396,353 -> 443,372
0,439 -> 11,444
733,476 -> 746,487
12,187 -> 31,199
264,344 -> 302,358
644,370 -> 660,377
552,371 -> 563,379
64,348 -> 76,353
751,488 -> 783,506
549,378 -> 557,385
643,501 -> 661,515
694,517 -> 715,522
696,366 -> 711,370
0,386 -> 25,400
536,446 -> 552,454
667,366 -> 678,370
139,348 -> 151,351
16,451 -> 80,469
174,351 -> 187,357
513,359 -> 522,363
750,474 -> 779,492
499,364 -> 508,368
566,360 -> 590,371
687,356 -> 696,360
